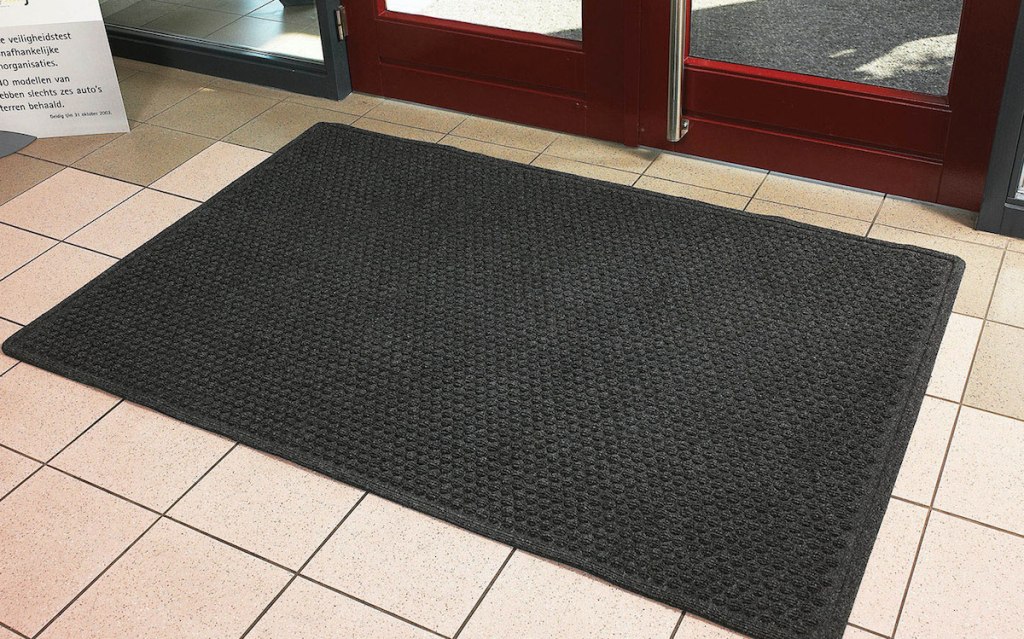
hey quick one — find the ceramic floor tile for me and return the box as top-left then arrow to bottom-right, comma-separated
138,63 -> 220,86
450,116 -> 558,153
39,518 -> 290,639
843,627 -> 882,639
142,6 -> 240,38
924,313 -> 983,402
0,224 -> 56,278
364,100 -> 466,134
303,495 -> 510,636
0,318 -> 22,374
0,243 -> 116,324
0,364 -> 119,460
988,250 -> 1024,328
351,117 -> 444,143
0,468 -> 155,636
0,169 -> 140,239
755,173 -> 883,221
116,71 -> 205,121
0,154 -> 62,206
74,123 -> 215,186
111,55 -> 145,80
876,196 -> 1007,249
963,321 -> 1024,421
635,176 -> 750,209
544,134 -> 658,173
20,133 -> 123,166
1009,237 -> 1024,253
892,397 -> 959,504
225,102 -> 357,152
934,407 -> 1024,534
149,87 -> 279,138
459,552 -> 680,639
895,512 -> 1024,638
287,92 -> 383,116
532,153 -> 639,185
204,75 -> 295,100
169,446 -> 363,568
67,189 -> 197,258
869,225 -> 1003,318
51,402 -> 233,512
673,615 -> 746,638
849,499 -> 928,635
646,153 -> 766,197
0,625 -> 22,639
151,142 -> 270,201
440,135 -> 538,163
247,577 -> 436,639
745,199 -> 871,236
0,445 -> 39,497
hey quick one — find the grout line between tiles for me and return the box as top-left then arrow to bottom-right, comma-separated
26,442 -> 238,638
666,612 -> 686,639
451,548 -> 516,639
4,439 -> 444,639
58,240 -> 125,262
17,131 -> 125,168
439,133 -> 546,160
889,271 -> 997,638
128,83 -> 206,123
889,493 -> 930,510
45,400 -> 124,464
237,491 -> 368,639
296,573 -> 451,639
929,507 -> 1024,539
864,195 -> 886,238
0,619 -> 30,639
0,454 -> 43,505
28,515 -> 162,639
213,99 -> 287,143
846,621 -> 890,638
869,219 -> 1008,250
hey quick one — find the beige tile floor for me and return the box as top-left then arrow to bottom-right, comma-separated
1,57 -> 1022,639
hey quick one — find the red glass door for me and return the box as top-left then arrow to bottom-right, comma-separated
639,0 -> 1022,209
343,0 -> 631,141
344,0 -> 1020,210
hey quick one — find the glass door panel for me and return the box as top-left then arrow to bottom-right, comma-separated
101,0 -> 325,61
689,0 -> 965,95
385,0 -> 583,40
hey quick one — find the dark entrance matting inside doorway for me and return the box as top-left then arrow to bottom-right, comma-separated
4,124 -> 963,639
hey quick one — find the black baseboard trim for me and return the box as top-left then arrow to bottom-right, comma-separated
107,26 -> 351,100
980,202 -> 1024,238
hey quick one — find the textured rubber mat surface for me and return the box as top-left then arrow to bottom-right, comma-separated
4,124 -> 963,639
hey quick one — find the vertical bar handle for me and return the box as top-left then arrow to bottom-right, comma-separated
667,0 -> 688,142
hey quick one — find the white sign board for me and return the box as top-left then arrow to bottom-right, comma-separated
0,0 -> 129,138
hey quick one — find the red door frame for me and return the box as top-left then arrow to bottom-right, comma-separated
638,0 -> 1021,210
345,0 -> 1020,210
344,0 -> 630,140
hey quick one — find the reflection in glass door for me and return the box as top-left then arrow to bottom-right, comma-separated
689,0 -> 964,95
385,0 -> 583,40
101,0 -> 325,61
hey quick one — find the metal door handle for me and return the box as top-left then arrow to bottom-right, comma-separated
667,0 -> 689,142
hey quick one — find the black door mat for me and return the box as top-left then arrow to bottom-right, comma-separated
4,124 -> 963,639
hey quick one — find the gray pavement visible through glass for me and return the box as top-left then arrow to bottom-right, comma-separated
387,0 -> 963,95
